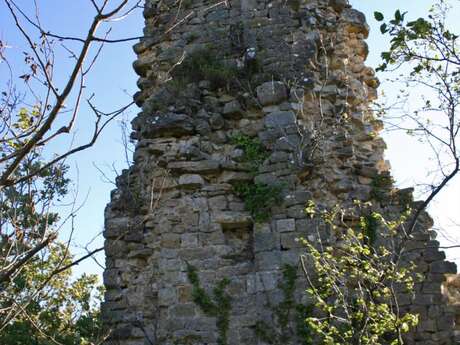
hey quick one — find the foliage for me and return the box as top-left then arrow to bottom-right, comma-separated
187,263 -> 312,345
0,1 -> 139,340
374,7 -> 452,73
255,265 -> 313,345
233,182 -> 283,222
301,201 -> 419,345
0,243 -> 104,345
361,213 -> 379,247
231,134 -> 281,222
0,144 -> 71,298
171,49 -> 239,90
0,0 -> 135,316
231,134 -> 269,173
370,173 -> 394,202
0,118 -> 103,342
186,264 -> 232,345
0,151 -> 69,251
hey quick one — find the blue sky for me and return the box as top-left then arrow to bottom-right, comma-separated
1,0 -> 459,278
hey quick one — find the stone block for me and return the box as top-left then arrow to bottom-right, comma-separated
424,247 -> 446,262
141,113 -> 195,138
254,232 -> 279,252
264,111 -> 296,128
280,232 -> 302,249
178,174 -> 205,188
167,160 -> 220,174
255,271 -> 279,291
210,113 -> 225,129
223,100 -> 243,118
329,0 -> 348,12
281,250 -> 301,265
209,195 -> 228,210
213,211 -> 252,229
286,205 -> 306,218
170,303 -> 196,318
104,216 -> 132,238
159,287 -> 177,306
342,8 -> 370,38
256,81 -> 288,106
283,190 -> 312,206
256,251 -> 281,270
276,218 -> 296,232
436,314 -> 455,331
161,233 -> 181,249
430,261 -> 457,274
181,233 -> 199,248
103,269 -> 121,289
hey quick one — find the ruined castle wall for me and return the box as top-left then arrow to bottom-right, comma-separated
102,0 -> 457,344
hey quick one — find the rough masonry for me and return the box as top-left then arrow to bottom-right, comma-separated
102,0 -> 458,344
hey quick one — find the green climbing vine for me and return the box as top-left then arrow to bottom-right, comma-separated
230,133 -> 283,222
254,265 -> 313,345
186,264 -> 232,345
187,264 -> 313,345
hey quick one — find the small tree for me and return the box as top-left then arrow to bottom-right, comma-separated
0,0 -> 142,292
301,201 -> 419,345
374,1 -> 460,235
0,242 -> 104,345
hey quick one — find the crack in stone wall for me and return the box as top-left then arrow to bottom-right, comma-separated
102,0 -> 458,344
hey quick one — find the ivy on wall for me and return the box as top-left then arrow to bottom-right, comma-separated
187,264 -> 313,345
186,264 -> 232,345
254,265 -> 313,345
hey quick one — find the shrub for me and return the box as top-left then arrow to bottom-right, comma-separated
233,182 -> 283,222
301,201 -> 419,345
231,134 -> 269,173
171,49 -> 239,90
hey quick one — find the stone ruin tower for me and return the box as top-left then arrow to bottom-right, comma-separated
102,0 -> 458,344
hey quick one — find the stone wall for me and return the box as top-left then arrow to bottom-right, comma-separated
102,0 -> 458,344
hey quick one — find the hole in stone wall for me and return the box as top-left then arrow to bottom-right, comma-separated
222,225 -> 254,262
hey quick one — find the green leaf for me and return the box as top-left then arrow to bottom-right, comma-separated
380,23 -> 388,34
374,12 -> 384,22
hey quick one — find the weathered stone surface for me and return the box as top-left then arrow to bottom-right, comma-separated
254,232 -> 279,252
167,160 -> 220,173
342,8 -> 370,38
210,113 -> 225,129
217,171 -> 252,184
276,218 -> 296,233
134,113 -> 194,138
329,0 -> 349,12
264,111 -> 296,128
213,211 -> 252,229
222,100 -> 243,118
256,81 -> 288,106
178,174 -> 205,188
